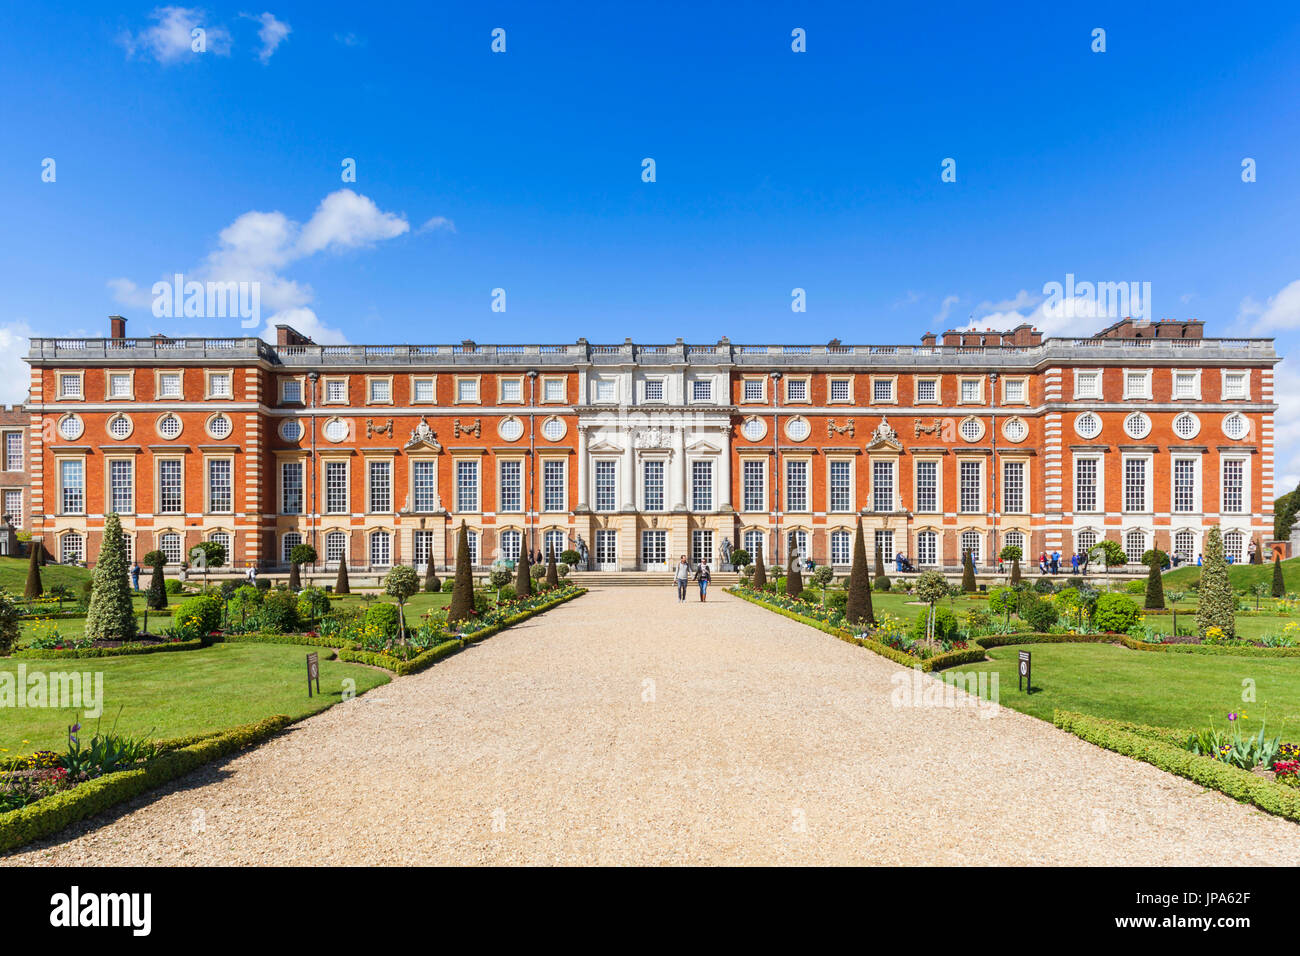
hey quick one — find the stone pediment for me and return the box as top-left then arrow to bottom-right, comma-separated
404,416 -> 443,453
865,416 -> 903,453
586,437 -> 624,453
685,436 -> 723,453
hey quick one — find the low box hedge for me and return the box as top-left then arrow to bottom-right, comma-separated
11,638 -> 204,660
0,714 -> 293,854
1052,710 -> 1300,823
217,631 -> 341,650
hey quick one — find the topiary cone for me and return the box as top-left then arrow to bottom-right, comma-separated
334,558 -> 351,595
751,541 -> 767,590
846,518 -> 874,625
84,513 -> 137,643
546,547 -> 559,588
514,546 -> 532,597
1272,550 -> 1286,598
448,521 -> 475,626
24,540 -> 43,599
962,550 -> 976,593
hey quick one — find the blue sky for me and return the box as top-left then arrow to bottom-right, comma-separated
2,2 -> 1299,476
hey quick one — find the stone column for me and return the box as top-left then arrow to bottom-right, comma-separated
671,427 -> 686,510
621,433 -> 636,511
718,425 -> 732,511
576,425 -> 588,510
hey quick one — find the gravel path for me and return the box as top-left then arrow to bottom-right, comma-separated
6,586 -> 1297,865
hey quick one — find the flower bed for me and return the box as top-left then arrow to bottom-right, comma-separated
11,637 -> 203,659
0,715 -> 292,853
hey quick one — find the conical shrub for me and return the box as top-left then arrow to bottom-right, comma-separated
751,541 -> 767,590
334,558 -> 351,596
1197,526 -> 1235,638
846,518 -> 874,625
962,550 -> 976,593
84,513 -> 137,643
546,547 -> 559,588
514,547 -> 532,597
1272,551 -> 1286,598
448,522 -> 475,626
24,540 -> 43,599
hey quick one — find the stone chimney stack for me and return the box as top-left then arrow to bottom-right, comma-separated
109,315 -> 127,339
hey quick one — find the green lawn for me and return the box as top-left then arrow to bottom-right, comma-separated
0,556 -> 92,596
942,642 -> 1300,736
1163,555 -> 1300,593
0,642 -> 390,753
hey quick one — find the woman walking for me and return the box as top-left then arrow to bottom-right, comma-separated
696,560 -> 711,602
674,555 -> 690,603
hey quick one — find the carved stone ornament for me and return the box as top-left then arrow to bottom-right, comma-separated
405,416 -> 442,451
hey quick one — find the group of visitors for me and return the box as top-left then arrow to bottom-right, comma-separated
673,555 -> 711,602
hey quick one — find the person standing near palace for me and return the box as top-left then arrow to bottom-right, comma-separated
695,560 -> 711,602
674,555 -> 690,603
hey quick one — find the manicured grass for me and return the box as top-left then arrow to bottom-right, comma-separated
0,642 -> 389,753
0,556 -> 92,596
1163,555 -> 1300,593
942,642 -> 1300,736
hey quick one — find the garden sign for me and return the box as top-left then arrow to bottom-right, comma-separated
307,652 -> 320,697
1018,650 -> 1031,693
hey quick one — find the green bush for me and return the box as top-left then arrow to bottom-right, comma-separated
499,585 -> 517,602
364,602 -> 400,638
1124,579 -> 1146,595
173,594 -> 222,640
441,578 -> 455,593
296,586 -> 330,622
1093,592 -> 1140,633
228,584 -> 263,622
910,605 -> 958,642
0,591 -> 20,655
1033,578 -> 1056,595
1022,597 -> 1059,632
165,579 -> 185,595
873,576 -> 891,592
259,590 -> 300,633
987,587 -> 1015,616
826,590 -> 847,611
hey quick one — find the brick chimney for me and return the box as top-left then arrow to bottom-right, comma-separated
109,315 -> 126,339
276,324 -> 313,347
920,332 -> 937,347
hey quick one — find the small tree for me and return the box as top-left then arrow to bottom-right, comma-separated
144,549 -> 167,610
915,569 -> 950,649
1250,581 -> 1269,612
786,554 -> 803,599
961,550 -> 976,593
1165,589 -> 1186,638
845,518 -> 874,626
190,540 -> 226,592
334,557 -> 351,595
873,544 -> 887,588
84,513 -> 137,643
448,522 -> 475,626
1090,539 -> 1128,591
730,548 -> 752,571
1000,545 -> 1022,585
751,542 -> 767,590
24,540 -> 44,599
811,565 -> 834,604
1141,549 -> 1167,610
559,549 -> 581,569
1197,526 -> 1235,639
546,548 -> 560,588
514,547 -> 532,598
288,543 -> 317,592
1272,551 -> 1286,598
384,565 -> 419,645
490,568 -> 512,603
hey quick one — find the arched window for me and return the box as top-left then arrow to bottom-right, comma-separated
1223,530 -> 1244,564
743,529 -> 765,563
787,530 -> 808,564
159,532 -> 182,565
208,531 -> 231,565
500,529 -> 522,562
282,532 -> 302,564
1173,530 -> 1195,563
61,532 -> 84,564
1124,530 -> 1146,564
1076,529 -> 1098,556
369,530 -> 392,567
960,530 -> 982,566
1004,530 -> 1025,554
325,531 -> 347,567
462,529 -> 481,566
830,530 -> 851,566
542,530 -> 563,561
916,530 -> 937,566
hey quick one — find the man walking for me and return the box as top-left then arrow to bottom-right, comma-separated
674,555 -> 690,603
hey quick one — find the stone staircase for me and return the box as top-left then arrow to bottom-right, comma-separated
568,571 -> 742,587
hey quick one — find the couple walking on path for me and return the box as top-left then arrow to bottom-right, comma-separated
674,556 -> 711,603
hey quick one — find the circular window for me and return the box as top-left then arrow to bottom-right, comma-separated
323,418 -> 349,443
1223,413 -> 1249,440
206,414 -> 232,440
498,417 -> 524,442
1074,412 -> 1102,439
1172,412 -> 1200,440
741,417 -> 766,442
958,417 -> 984,442
57,414 -> 83,441
541,417 -> 566,442
784,417 -> 810,442
1124,412 -> 1151,440
107,414 -> 133,440
156,414 -> 182,440
279,419 -> 303,442
1002,417 -> 1028,443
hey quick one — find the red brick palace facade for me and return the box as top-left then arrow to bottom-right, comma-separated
23,317 -> 1278,574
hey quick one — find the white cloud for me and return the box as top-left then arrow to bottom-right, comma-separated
1239,279 -> 1300,333
1271,356 -> 1300,494
297,190 -> 409,255
957,291 -> 1113,338
975,289 -> 1041,314
119,6 -> 231,63
245,12 -> 290,63
107,278 -> 154,309
419,216 -> 456,234
258,308 -> 347,345
933,294 -> 960,325
0,322 -> 34,405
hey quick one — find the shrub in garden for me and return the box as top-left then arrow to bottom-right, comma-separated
335,559 -> 351,595
873,546 -> 887,589
84,513 -> 137,644
174,594 -> 222,641
752,542 -> 767,590
1273,551 -> 1286,598
810,565 -> 834,603
499,584 -> 517,602
730,548 -> 751,570
846,519 -> 874,626
786,560 -> 803,599
258,590 -> 299,633
1124,579 -> 1145,595
490,568 -> 513,602
559,549 -> 581,568
165,579 -> 184,595
288,543 -> 317,592
228,584 -> 263,622
910,605 -> 958,643
363,602 -> 400,638
384,565 -> 420,643
1033,577 -> 1056,595
873,576 -> 891,591
448,522 -> 476,625
1141,549 -> 1167,609
545,549 -> 560,589
826,590 -> 848,611
1000,545 -> 1023,585
1092,592 -> 1140,633
1022,596 -> 1059,632
1197,526 -> 1236,639
23,540 -> 43,599
422,560 -> 439,594
441,577 -> 456,592
143,549 -> 167,610
961,551 -> 976,593
514,548 -> 532,598
296,586 -> 330,622
0,590 -> 20,655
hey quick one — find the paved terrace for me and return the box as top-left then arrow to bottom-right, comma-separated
7,586 -> 1296,866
